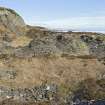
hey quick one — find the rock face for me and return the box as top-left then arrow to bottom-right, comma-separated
0,7 -> 25,27
0,7 -> 105,105
0,7 -> 26,42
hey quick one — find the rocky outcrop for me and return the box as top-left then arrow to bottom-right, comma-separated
0,7 -> 26,42
0,7 -> 25,27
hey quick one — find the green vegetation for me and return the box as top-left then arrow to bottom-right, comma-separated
59,83 -> 71,96
96,35 -> 105,42
7,8 -> 20,17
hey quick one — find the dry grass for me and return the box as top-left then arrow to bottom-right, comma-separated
0,56 -> 104,89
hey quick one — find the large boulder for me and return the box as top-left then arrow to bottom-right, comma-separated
0,7 -> 26,40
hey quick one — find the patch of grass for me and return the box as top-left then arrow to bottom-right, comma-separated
96,79 -> 105,88
58,83 -> 71,96
96,35 -> 105,42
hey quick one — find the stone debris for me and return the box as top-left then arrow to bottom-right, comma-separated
0,84 -> 57,103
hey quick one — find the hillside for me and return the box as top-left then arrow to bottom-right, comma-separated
0,7 -> 105,105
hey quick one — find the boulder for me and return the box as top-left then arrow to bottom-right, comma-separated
0,7 -> 26,40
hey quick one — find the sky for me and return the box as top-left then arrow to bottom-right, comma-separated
0,0 -> 105,32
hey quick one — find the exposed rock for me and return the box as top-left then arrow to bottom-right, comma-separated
0,7 -> 26,42
0,7 -> 25,26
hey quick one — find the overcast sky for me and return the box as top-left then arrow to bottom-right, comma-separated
0,0 -> 105,32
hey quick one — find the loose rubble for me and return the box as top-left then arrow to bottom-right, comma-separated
0,84 -> 57,103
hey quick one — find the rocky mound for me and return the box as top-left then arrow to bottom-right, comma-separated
0,7 -> 26,42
